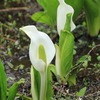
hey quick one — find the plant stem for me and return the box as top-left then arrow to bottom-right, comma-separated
40,71 -> 46,100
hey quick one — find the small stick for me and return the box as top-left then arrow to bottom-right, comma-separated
0,7 -> 28,12
4,37 -> 16,42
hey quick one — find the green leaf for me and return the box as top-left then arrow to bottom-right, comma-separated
32,0 -> 59,27
76,87 -> 87,97
8,79 -> 25,100
31,66 -> 40,100
97,56 -> 100,61
76,55 -> 87,65
45,0 -> 58,23
59,30 -> 74,77
0,60 -> 7,100
46,66 -> 53,100
37,0 -> 46,10
31,12 -> 52,26
84,0 -> 100,36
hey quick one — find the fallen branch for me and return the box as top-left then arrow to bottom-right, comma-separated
4,37 -> 16,42
0,45 -> 4,48
0,7 -> 28,12
85,91 -> 100,98
1,35 -> 16,43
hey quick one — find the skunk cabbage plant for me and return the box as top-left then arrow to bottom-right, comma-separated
55,30 -> 74,81
56,0 -> 75,82
20,25 -> 55,100
84,0 -> 100,36
57,0 -> 76,35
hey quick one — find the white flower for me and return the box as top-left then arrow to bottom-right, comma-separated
57,0 -> 76,35
20,25 -> 55,73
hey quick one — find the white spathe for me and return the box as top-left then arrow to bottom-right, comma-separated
57,0 -> 76,35
20,25 -> 55,73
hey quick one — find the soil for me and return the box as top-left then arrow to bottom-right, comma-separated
0,0 -> 100,100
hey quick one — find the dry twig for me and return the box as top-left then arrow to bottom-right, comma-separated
0,7 -> 28,12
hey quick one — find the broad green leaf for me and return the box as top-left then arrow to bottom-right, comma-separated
84,0 -> 100,36
65,0 -> 84,21
0,60 -> 7,100
37,0 -> 46,10
32,0 -> 59,27
45,0 -> 58,23
31,12 -> 52,26
59,30 -> 74,77
8,79 -> 25,100
76,87 -> 87,97
46,66 -> 53,100
31,66 -> 40,100
84,0 -> 99,19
